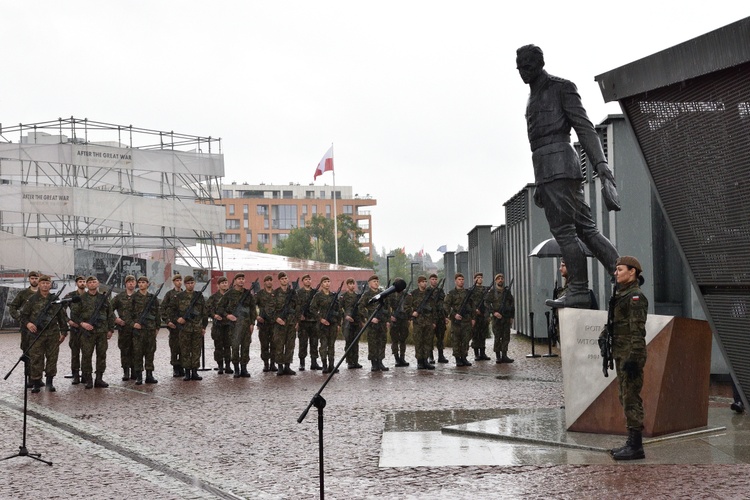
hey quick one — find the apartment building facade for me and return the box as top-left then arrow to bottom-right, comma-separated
215,183 -> 376,255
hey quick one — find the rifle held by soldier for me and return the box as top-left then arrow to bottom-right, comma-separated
415,278 -> 443,316
323,281 -> 345,324
176,280 -> 211,332
302,279 -> 323,320
598,280 -> 617,377
135,282 -> 164,332
279,277 -> 300,322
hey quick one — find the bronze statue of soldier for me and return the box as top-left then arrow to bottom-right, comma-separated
517,44 -> 620,308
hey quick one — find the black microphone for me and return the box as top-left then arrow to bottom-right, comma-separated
368,278 -> 407,304
53,295 -> 82,305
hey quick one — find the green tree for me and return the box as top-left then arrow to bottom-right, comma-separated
383,247 -> 409,285
274,214 -> 373,268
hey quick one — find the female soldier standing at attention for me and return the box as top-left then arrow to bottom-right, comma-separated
609,256 -> 648,461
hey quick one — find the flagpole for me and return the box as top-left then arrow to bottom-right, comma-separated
332,143 -> 339,265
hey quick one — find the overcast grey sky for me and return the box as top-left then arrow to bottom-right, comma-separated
2,2 -> 747,259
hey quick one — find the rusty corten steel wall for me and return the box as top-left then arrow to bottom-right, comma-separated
598,22 -> 750,401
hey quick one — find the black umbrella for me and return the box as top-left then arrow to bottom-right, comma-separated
529,238 -> 594,258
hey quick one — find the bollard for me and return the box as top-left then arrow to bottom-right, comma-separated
526,311 -> 541,358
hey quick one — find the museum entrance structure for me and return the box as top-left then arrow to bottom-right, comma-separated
595,18 -> 750,406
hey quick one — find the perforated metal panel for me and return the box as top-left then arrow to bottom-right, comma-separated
619,62 -> 750,392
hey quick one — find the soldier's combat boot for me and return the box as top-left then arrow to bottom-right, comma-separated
437,350 -> 449,363
122,368 -> 130,381
217,362 -> 224,375
240,364 -> 251,378
299,358 -> 306,372
371,360 -> 379,372
283,364 -> 297,376
310,358 -> 322,370
72,372 -> 81,385
378,360 -> 389,371
263,360 -> 270,372
277,363 -> 285,376
45,376 -> 56,392
94,373 -> 109,388
479,348 -> 491,361
330,356 -> 338,373
135,371 -> 143,385
322,359 -> 330,374
610,431 -> 634,456
31,379 -> 43,393
130,369 -> 137,380
270,361 -> 278,372
233,362 -> 241,379
501,351 -> 514,363
191,369 -> 203,381
145,371 -> 158,384
612,429 -> 645,461
184,368 -> 192,381
473,348 -> 480,361
173,365 -> 181,378
425,359 -> 436,370
84,373 -> 94,389
225,360 -> 234,374
400,352 -> 410,367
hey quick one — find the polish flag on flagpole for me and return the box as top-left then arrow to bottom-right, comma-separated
314,145 -> 334,180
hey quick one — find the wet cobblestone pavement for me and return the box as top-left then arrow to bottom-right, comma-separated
1,329 -> 749,499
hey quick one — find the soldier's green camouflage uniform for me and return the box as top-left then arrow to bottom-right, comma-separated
296,286 -> 320,366
611,280 -> 648,431
340,289 -> 363,366
9,286 -> 38,353
486,285 -> 515,357
207,290 -> 230,367
444,287 -> 475,360
71,291 -> 115,377
431,285 -> 447,360
65,288 -> 86,376
387,291 -> 410,362
269,286 -> 298,365
161,287 -> 183,369
255,288 -> 276,365
406,287 -> 438,360
359,288 -> 391,364
217,287 -> 257,365
111,290 -> 137,372
310,289 -> 341,366
168,289 -> 208,370
132,289 -> 160,372
470,285 -> 489,352
19,292 -> 69,382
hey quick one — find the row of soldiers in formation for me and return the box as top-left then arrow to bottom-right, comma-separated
9,268 -> 515,392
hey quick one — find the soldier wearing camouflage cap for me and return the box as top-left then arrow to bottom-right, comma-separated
111,275 -> 137,382
162,273 -> 185,377
607,256 -> 648,461
64,275 -> 88,384
20,275 -> 70,393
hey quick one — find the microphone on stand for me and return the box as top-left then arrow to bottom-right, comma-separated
367,278 -> 407,304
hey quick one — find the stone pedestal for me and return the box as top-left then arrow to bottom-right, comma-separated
560,309 -> 712,437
